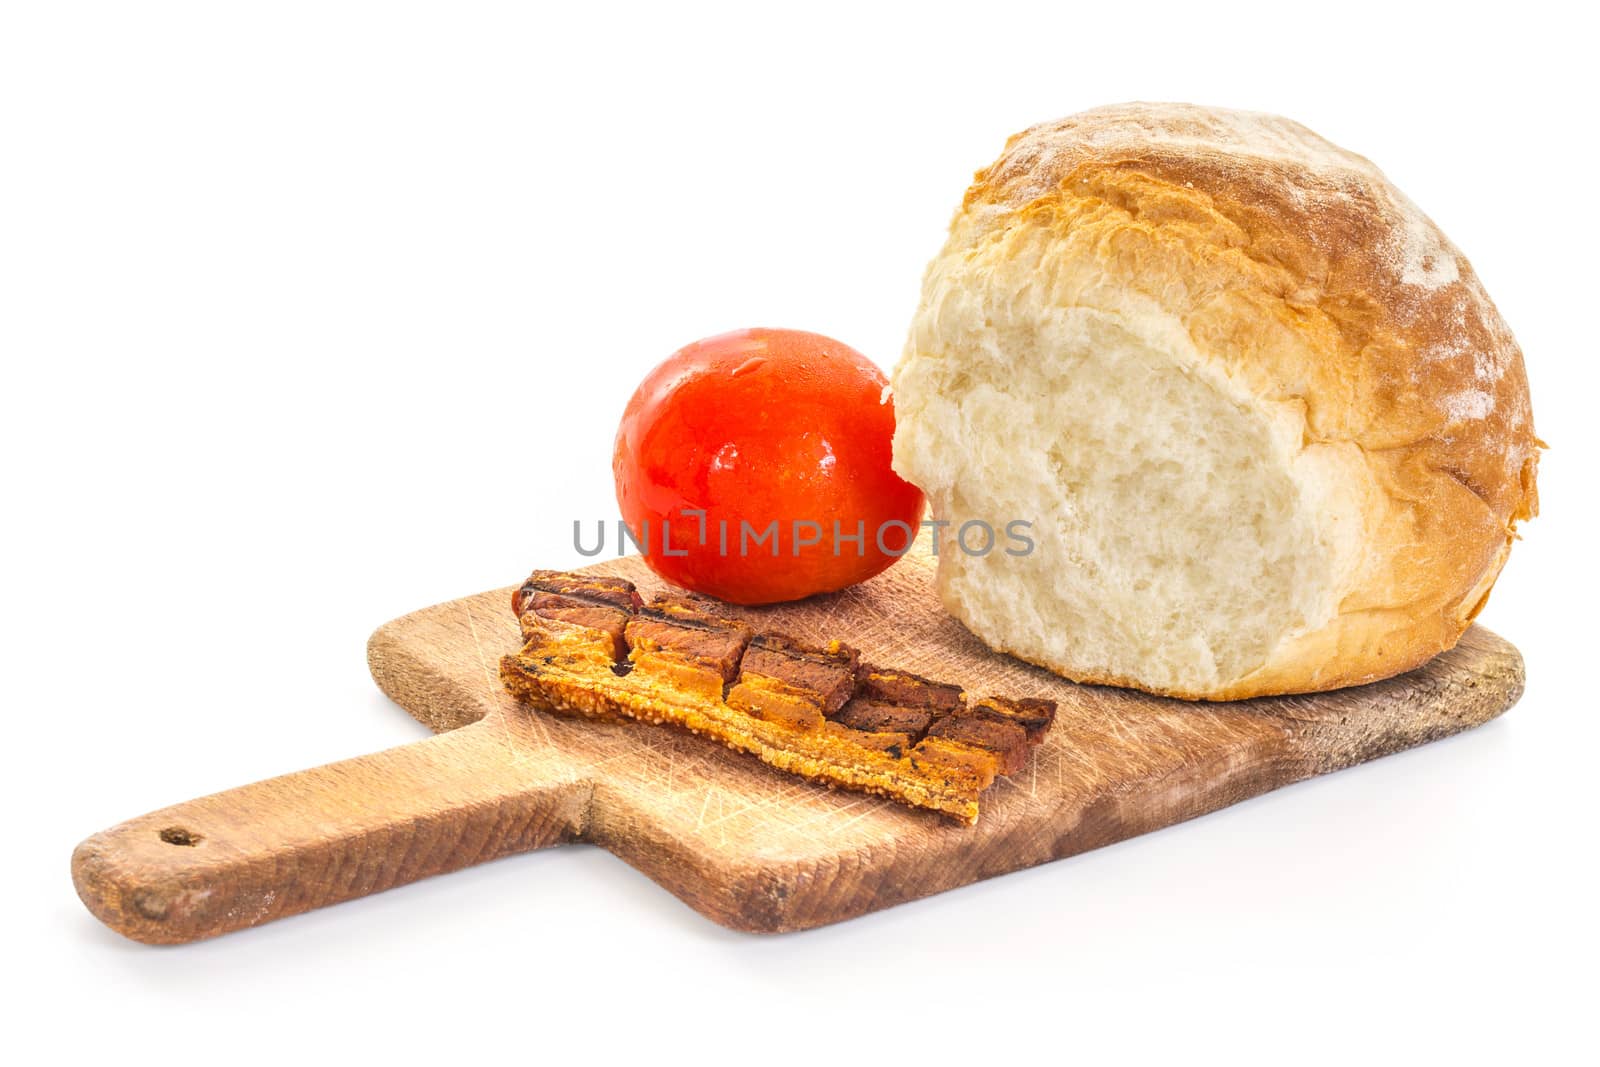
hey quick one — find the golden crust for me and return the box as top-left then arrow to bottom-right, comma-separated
912,102 -> 1540,700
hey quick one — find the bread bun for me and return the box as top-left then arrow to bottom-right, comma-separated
890,103 -> 1540,701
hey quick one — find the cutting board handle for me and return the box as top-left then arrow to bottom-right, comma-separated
71,720 -> 592,944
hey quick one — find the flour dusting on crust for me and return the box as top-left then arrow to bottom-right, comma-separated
979,102 -> 1465,295
1384,187 -> 1460,290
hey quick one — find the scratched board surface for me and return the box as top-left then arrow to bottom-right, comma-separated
361,546 -> 1524,931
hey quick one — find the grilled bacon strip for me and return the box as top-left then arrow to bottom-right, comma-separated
499,570 -> 1056,824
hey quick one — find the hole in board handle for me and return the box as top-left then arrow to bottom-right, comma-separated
159,826 -> 202,847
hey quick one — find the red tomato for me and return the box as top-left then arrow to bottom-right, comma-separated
614,328 -> 925,604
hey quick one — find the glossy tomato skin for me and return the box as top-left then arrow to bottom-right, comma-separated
614,328 -> 924,604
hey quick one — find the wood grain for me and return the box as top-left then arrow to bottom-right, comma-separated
72,549 -> 1525,943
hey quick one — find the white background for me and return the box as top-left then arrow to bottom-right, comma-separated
4,2 -> 1594,1063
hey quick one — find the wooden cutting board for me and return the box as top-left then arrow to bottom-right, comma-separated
72,549 -> 1525,943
